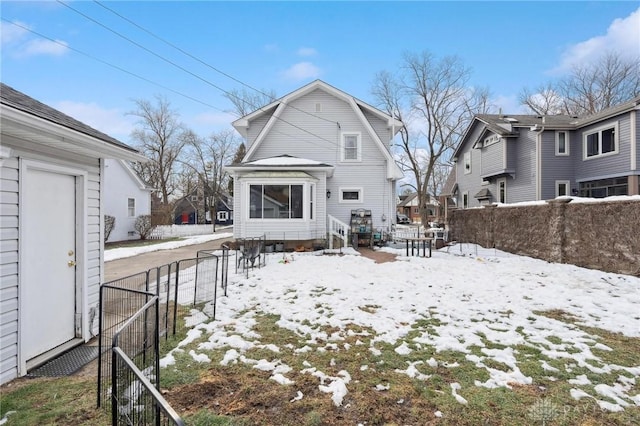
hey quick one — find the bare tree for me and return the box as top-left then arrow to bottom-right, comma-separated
520,51 -> 640,115
224,87 -> 277,117
129,96 -> 187,224
372,51 -> 494,226
227,142 -> 246,195
518,83 -> 565,115
182,129 -> 240,229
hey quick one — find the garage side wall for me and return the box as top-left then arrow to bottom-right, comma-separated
0,155 -> 20,384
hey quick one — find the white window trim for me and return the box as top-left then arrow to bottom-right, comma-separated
217,211 -> 228,221
555,131 -> 570,156
583,122 -> 619,160
340,132 -> 361,162
555,180 -> 571,197
497,178 -> 506,204
463,151 -> 471,174
127,197 -> 135,217
245,180 -> 312,221
339,187 -> 363,204
462,191 -> 469,209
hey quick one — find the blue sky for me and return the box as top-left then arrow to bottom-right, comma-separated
1,1 -> 639,145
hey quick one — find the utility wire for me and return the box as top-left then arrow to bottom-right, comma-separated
56,0 -> 395,162
92,0 -> 340,126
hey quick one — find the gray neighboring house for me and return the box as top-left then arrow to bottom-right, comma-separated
451,96 -> 640,208
225,80 -> 404,245
0,83 -> 145,384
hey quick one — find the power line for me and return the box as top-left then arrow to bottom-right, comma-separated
92,0 -> 340,126
0,18 -> 224,113
56,0 -> 384,160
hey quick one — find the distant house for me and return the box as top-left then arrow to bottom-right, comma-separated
103,159 -> 153,242
0,83 -> 145,384
225,80 -> 403,246
451,96 -> 640,208
173,189 -> 233,226
396,192 -> 439,224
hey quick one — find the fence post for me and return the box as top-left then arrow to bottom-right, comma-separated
173,261 -> 180,336
97,285 -> 104,408
546,198 -> 572,264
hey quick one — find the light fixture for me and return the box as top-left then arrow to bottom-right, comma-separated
326,190 -> 331,199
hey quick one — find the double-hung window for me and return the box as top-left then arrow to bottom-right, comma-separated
584,123 -> 618,159
341,132 -> 361,161
555,131 -> 569,156
127,198 -> 135,217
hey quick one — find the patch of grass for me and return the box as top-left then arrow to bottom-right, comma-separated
185,409 -> 248,426
0,377 -> 108,425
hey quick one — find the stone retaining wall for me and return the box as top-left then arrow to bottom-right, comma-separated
448,199 -> 640,276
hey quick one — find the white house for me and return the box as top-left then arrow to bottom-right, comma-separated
104,159 -> 153,242
225,80 -> 403,246
0,83 -> 146,384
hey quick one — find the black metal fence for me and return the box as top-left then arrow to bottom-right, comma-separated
97,247 -> 229,423
111,296 -> 184,425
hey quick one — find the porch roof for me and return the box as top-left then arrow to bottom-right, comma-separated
242,171 -> 318,180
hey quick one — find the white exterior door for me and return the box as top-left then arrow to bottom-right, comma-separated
22,168 -> 77,361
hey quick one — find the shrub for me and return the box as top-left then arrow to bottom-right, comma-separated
134,214 -> 155,240
104,215 -> 115,241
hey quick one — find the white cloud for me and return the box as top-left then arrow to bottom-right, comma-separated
54,101 -> 134,141
492,94 -> 528,114
1,20 -> 69,57
297,47 -> 317,57
0,20 -> 30,45
281,61 -> 321,82
553,7 -> 640,73
22,38 -> 69,57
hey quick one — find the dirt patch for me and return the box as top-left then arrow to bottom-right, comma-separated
164,367 -> 440,425
356,247 -> 397,264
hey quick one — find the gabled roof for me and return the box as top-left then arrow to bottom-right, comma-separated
1,83 -> 145,161
232,80 -> 404,180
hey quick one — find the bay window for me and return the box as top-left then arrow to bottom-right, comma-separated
249,184 -> 304,219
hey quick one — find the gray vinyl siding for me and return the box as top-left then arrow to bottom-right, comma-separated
455,143 -> 483,208
246,112 -> 273,152
0,156 -> 19,384
361,108 -> 392,148
0,145 -> 102,385
481,140 -> 504,176
250,89 -> 357,163
241,88 -> 395,234
575,114 -> 632,181
506,131 -> 537,203
540,131 -> 574,200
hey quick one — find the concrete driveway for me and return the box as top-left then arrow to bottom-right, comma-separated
104,234 -> 232,282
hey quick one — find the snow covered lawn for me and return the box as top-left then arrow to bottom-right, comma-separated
161,244 -> 640,425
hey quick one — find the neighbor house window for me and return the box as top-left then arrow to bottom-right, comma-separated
584,123 -> 618,159
340,187 -> 363,203
556,131 -> 569,156
579,177 -> 627,198
217,211 -> 228,221
127,198 -> 135,217
497,178 -> 506,203
462,192 -> 469,209
249,184 -> 303,219
463,151 -> 471,174
555,180 -> 571,197
341,132 -> 361,161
